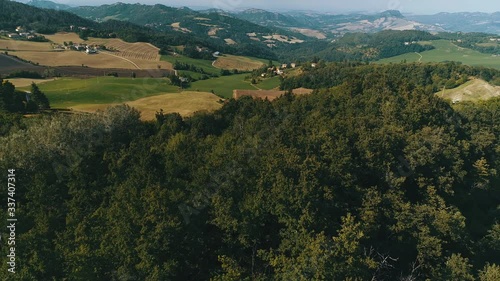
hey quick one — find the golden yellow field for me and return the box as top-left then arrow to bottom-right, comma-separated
87,38 -> 161,61
6,78 -> 55,87
436,79 -> 500,102
43,32 -> 83,44
214,55 -> 265,71
13,50 -> 172,69
70,91 -> 222,120
0,38 -> 52,51
5,33 -> 172,69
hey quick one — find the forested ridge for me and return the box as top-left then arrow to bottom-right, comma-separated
0,63 -> 500,280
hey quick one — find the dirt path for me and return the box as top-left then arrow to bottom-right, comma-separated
415,52 -> 423,62
100,51 -> 141,69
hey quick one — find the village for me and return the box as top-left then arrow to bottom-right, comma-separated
1,26 -> 38,40
0,25 -> 99,54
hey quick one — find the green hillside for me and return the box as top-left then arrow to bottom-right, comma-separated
20,77 -> 179,108
0,0 -> 95,32
378,39 -> 500,69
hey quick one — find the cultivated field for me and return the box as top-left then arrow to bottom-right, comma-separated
126,91 -> 222,120
378,40 -> 500,69
435,79 -> 500,102
161,54 -> 220,75
66,91 -> 222,120
6,78 -> 55,87
45,33 -> 161,61
21,77 -> 179,108
213,55 -> 265,71
0,53 -> 43,74
233,88 -> 313,101
191,74 -> 257,98
256,76 -> 281,90
6,33 -> 172,70
88,38 -> 161,61
43,32 -> 83,44
0,38 -> 52,51
12,51 -> 171,69
290,28 -> 327,39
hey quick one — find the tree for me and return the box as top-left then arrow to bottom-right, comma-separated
30,83 -> 50,110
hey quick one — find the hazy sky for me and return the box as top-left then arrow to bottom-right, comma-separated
49,0 -> 500,14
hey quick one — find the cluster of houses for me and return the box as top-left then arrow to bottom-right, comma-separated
404,41 -> 418,46
489,38 -> 500,42
53,42 -> 99,54
1,26 -> 36,40
262,63 -> 298,77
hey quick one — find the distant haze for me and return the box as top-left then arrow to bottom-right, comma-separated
24,0 -> 500,14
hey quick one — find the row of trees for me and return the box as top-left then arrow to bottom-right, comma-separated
0,62 -> 499,280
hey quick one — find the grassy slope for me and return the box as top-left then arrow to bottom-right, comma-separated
72,91 -> 223,120
21,77 -> 179,108
161,54 -> 220,75
378,40 -> 500,69
190,74 -> 256,98
257,76 -> 281,90
435,79 -> 500,102
213,55 -> 265,71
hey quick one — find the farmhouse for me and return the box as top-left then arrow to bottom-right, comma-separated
291,63 -> 296,68
85,47 -> 97,54
8,33 -> 20,39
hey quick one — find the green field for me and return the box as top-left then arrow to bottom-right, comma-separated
378,40 -> 500,69
190,74 -> 257,98
256,76 -> 281,90
161,54 -> 220,75
22,77 -> 179,108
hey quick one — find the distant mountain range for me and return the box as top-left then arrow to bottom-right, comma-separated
407,12 -> 500,34
21,0 -> 500,36
26,0 -> 72,10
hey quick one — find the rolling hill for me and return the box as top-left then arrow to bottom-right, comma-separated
377,39 -> 500,69
68,3 -> 309,51
26,0 -> 72,10
0,0 -> 96,32
408,12 -> 500,34
233,9 -> 445,38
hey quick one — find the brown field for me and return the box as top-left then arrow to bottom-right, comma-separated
224,38 -> 237,45
7,78 -> 55,87
70,91 -> 222,120
88,38 -> 161,61
233,87 -> 313,101
291,28 -> 327,39
44,33 -> 161,61
0,38 -> 52,51
43,32 -> 83,44
2,33 -> 173,70
214,55 -> 265,71
13,50 -> 172,69
208,27 -> 223,36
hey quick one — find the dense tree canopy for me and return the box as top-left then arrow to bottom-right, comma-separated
0,63 -> 499,280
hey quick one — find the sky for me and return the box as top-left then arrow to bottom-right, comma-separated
47,0 -> 500,14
